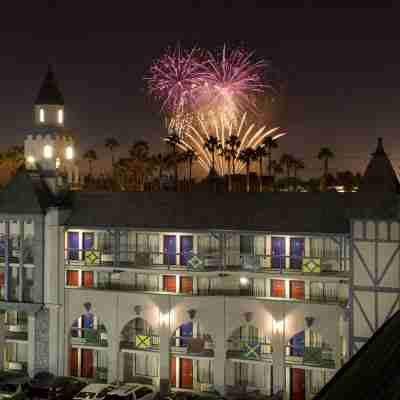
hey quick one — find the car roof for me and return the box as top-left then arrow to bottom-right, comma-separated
78,384 -> 114,394
107,384 -> 150,396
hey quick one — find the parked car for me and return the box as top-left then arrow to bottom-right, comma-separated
164,390 -> 224,400
0,374 -> 31,400
74,384 -> 117,400
103,384 -> 155,400
30,372 -> 86,400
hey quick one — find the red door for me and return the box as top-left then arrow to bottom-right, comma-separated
82,272 -> 94,288
164,276 -> 176,293
290,281 -> 305,300
291,368 -> 305,400
81,349 -> 94,378
180,358 -> 193,389
70,348 -> 78,376
170,356 -> 176,387
271,279 -> 285,297
180,277 -> 193,294
67,271 -> 79,286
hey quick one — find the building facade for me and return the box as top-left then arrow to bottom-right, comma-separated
1,70 -> 400,400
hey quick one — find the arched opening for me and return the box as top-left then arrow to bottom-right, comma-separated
225,324 -> 272,394
170,320 -> 214,391
69,312 -> 108,381
120,317 -> 159,384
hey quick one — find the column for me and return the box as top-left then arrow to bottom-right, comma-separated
213,298 -> 226,395
159,297 -> 171,396
108,336 -> 120,383
271,303 -> 285,395
27,314 -> 36,377
4,221 -> 10,301
0,312 -> 5,370
18,221 -> 24,302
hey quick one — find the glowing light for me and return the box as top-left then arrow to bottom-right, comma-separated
43,145 -> 53,159
58,109 -> 64,124
273,319 -> 284,335
39,108 -> 45,123
27,156 -> 35,164
240,277 -> 249,286
160,312 -> 169,326
65,146 -> 74,160
55,158 -> 60,169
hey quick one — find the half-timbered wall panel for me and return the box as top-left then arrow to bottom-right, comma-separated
353,292 -> 374,338
378,293 -> 399,327
377,242 -> 400,287
353,242 -> 374,287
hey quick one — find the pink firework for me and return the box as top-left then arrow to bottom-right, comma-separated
202,46 -> 270,123
146,47 -> 206,115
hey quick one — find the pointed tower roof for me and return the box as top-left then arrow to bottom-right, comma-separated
359,137 -> 400,193
35,64 -> 64,105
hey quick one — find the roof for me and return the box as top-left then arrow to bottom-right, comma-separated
35,64 -> 64,105
359,137 -> 400,193
0,168 -> 54,214
64,191 -> 399,233
314,310 -> 400,400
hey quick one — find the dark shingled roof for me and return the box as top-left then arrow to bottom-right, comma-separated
314,310 -> 400,400
0,169 -> 53,214
35,65 -> 64,105
63,191 -> 399,233
359,137 -> 400,193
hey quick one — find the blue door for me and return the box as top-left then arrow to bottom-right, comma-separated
290,330 -> 305,357
180,236 -> 193,266
271,237 -> 285,269
180,322 -> 193,346
164,235 -> 177,265
290,238 -> 304,270
68,232 -> 79,261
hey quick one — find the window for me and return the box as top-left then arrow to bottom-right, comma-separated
240,235 -> 254,254
66,146 -> 74,160
290,281 -> 305,300
58,109 -> 63,124
271,279 -> 285,298
39,108 -> 45,123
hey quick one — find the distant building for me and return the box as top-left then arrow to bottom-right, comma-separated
0,69 -> 399,400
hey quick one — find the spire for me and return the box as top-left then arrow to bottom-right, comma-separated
35,64 -> 64,105
360,137 -> 399,193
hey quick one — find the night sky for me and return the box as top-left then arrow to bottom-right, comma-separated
0,3 -> 399,177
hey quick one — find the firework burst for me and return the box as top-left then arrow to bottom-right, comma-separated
146,47 -> 206,116
180,112 -> 285,175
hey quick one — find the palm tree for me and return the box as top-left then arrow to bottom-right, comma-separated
203,136 -> 219,173
185,150 -> 197,190
238,148 -> 256,192
105,137 -> 120,167
225,135 -> 241,175
255,145 -> 267,192
292,158 -> 305,191
217,144 -> 232,192
263,136 -> 279,177
280,153 -> 295,190
318,147 -> 335,177
165,133 -> 181,190
271,160 -> 284,191
129,140 -> 151,191
83,149 -> 98,177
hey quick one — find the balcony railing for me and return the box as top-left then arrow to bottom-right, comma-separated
120,334 -> 160,352
65,249 -> 348,275
227,337 -> 272,361
170,335 -> 214,357
95,367 -> 108,382
285,345 -> 336,369
71,328 -> 108,347
5,361 -> 28,372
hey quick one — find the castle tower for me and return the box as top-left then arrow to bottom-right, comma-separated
25,65 -> 79,190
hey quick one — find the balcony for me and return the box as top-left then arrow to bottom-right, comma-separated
120,335 -> 160,352
95,367 -> 108,382
227,337 -> 272,362
170,335 -> 214,357
4,361 -> 28,372
285,345 -> 336,369
5,321 -> 28,342
70,328 -> 108,347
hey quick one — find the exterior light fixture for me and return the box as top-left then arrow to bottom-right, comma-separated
160,312 -> 169,326
39,108 -> 45,123
27,156 -> 35,164
58,109 -> 64,124
56,158 -> 60,169
240,277 -> 249,286
273,319 -> 284,335
65,146 -> 74,160
43,145 -> 53,159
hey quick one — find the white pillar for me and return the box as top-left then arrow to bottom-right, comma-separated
27,314 -> 36,377
108,338 -> 119,382
271,304 -> 285,395
159,297 -> 171,396
213,298 -> 226,395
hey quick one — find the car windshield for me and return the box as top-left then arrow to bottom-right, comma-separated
0,384 -> 18,394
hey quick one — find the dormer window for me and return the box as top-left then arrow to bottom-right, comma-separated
39,108 -> 45,123
58,109 -> 63,124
